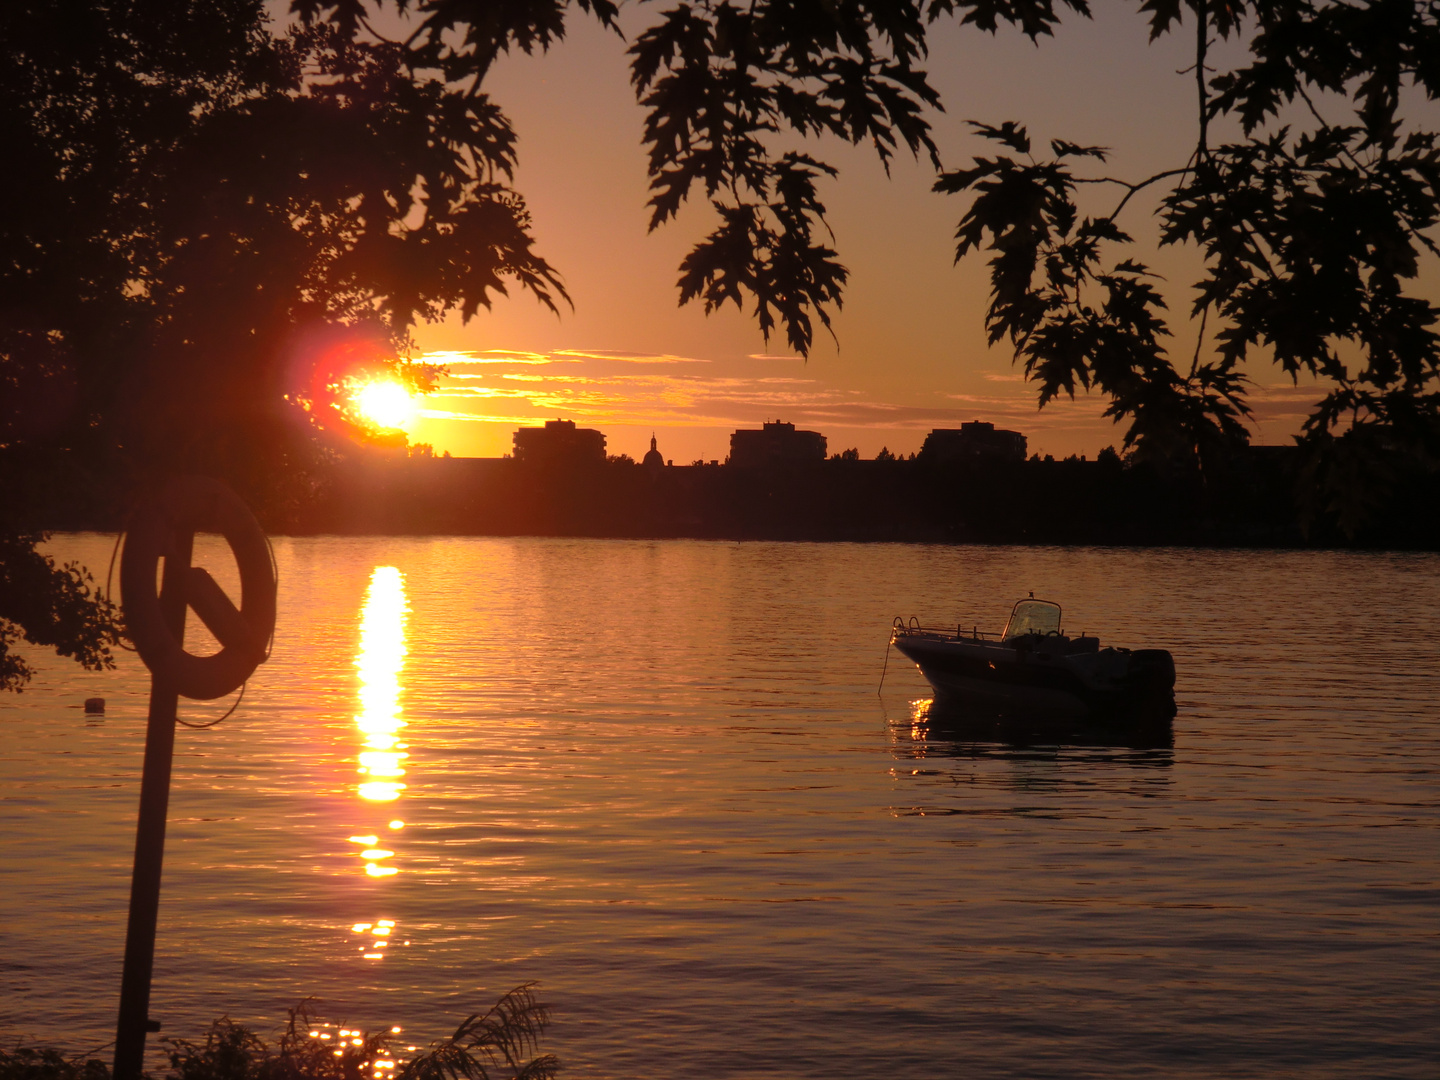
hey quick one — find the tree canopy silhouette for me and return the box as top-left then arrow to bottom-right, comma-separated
633,0 -> 1438,521
933,0 -> 1440,532
2,0 -> 1438,685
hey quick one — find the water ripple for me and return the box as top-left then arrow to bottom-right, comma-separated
1,537 -> 1436,1079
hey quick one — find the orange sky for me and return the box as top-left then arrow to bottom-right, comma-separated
403,6 -> 1434,463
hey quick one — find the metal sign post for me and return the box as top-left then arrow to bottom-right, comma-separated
112,529 -> 191,1076
113,478 -> 276,1080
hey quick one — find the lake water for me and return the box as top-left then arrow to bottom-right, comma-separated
2,537 -> 1437,1079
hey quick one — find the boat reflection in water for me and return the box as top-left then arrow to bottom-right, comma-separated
887,695 -> 1174,817
348,566 -> 411,961
901,693 -> 1176,754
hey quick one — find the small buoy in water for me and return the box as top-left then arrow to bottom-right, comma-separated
84,697 -> 105,715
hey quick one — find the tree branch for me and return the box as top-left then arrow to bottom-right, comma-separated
1195,0 -> 1208,160
1070,167 -> 1192,222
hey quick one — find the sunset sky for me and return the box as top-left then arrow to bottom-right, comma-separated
403,5 -> 1422,463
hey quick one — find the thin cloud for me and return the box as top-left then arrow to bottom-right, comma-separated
417,349 -> 1118,439
1246,383 -> 1325,427
553,349 -> 710,364
499,373 -> 614,384
427,349 -> 578,366
429,387 -> 536,399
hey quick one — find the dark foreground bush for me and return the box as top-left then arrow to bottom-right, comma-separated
2,986 -> 555,1080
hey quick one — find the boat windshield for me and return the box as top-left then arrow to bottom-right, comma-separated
1003,599 -> 1062,639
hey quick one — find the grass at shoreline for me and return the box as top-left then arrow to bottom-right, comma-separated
1,986 -> 556,1080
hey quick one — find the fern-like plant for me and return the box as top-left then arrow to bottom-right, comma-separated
2,986 -> 556,1080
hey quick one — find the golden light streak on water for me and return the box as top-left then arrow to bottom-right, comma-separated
356,567 -> 409,801
359,751 -> 407,775
358,781 -> 404,800
348,566 -> 412,958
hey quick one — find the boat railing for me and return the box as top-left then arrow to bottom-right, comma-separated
892,616 -> 1003,641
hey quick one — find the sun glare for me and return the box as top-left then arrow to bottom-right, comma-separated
354,380 -> 416,430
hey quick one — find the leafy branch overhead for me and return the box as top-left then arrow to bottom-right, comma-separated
676,153 -> 847,354
279,1 -> 1114,358
936,123 -> 1252,464
932,0 -> 1440,529
628,0 -> 947,350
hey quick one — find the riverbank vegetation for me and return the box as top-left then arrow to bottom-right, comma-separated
0,986 -> 555,1080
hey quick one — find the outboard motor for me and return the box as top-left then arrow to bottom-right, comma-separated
1129,649 -> 1176,689
1126,649 -> 1177,719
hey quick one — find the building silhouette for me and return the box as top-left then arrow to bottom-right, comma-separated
642,433 -> 666,476
513,419 -> 606,467
728,420 -> 827,468
921,421 -> 1027,463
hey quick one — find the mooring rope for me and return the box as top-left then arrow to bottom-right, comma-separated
879,617 -> 905,695
177,680 -> 246,729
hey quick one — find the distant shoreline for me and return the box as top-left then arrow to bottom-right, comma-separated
42,451 -> 1439,550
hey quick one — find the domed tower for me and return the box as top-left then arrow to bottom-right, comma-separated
642,432 -> 665,475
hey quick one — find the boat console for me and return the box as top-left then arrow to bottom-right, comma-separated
1002,599 -> 1063,640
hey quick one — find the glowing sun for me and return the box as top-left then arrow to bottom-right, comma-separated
353,380 -> 416,430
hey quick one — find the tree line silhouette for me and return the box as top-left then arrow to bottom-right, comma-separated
31,445 -> 1422,548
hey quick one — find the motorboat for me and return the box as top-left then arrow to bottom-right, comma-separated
889,597 -> 1176,721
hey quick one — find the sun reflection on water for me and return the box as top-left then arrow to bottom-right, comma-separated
356,566 -> 410,804
349,566 -> 412,959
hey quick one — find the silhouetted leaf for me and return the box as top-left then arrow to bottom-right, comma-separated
969,120 -> 1031,154
1138,0 -> 1183,41
1050,139 -> 1107,160
930,0 -> 1091,39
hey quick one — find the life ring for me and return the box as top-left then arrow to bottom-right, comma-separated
120,476 -> 276,701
